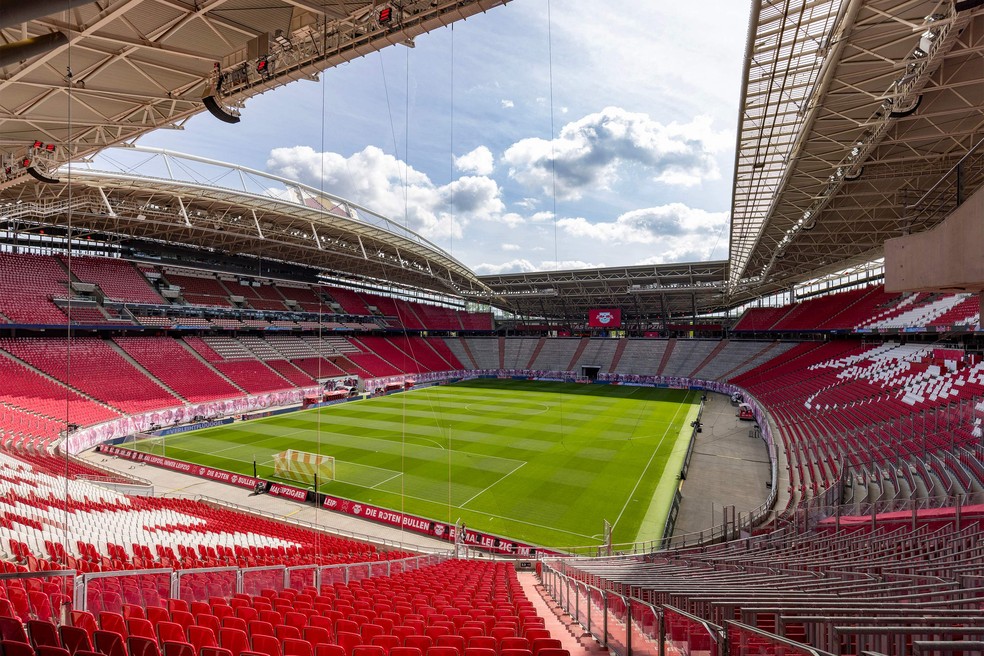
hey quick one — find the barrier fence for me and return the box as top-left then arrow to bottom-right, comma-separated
540,561 -> 835,656
43,553 -> 448,613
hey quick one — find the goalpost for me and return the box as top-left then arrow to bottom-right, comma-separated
272,449 -> 335,486
132,432 -> 166,456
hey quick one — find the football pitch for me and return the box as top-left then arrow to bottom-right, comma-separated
132,379 -> 700,549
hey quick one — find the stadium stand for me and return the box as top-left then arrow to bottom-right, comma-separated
528,339 -> 579,371
0,451 -> 407,571
343,340 -> 404,377
208,361 -> 294,395
606,340 -> 668,376
566,340 -> 618,373
322,287 -> 369,315
423,338 -> 464,371
58,257 -> 164,305
113,337 -> 242,402
0,355 -> 120,430
501,339 -> 539,370
277,285 -> 327,314
163,272 -> 234,308
731,340 -> 984,512
59,306 -> 133,326
659,340 -> 719,377
551,509 -> 984,656
0,338 -> 180,415
732,284 -> 982,333
0,253 -> 74,325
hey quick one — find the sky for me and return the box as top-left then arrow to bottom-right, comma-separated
135,0 -> 750,276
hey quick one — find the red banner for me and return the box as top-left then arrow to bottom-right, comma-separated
100,445 -> 260,488
588,308 -> 621,328
268,483 -> 309,501
933,348 -> 963,362
321,495 -> 548,556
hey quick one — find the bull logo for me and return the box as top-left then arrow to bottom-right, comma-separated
597,311 -> 614,324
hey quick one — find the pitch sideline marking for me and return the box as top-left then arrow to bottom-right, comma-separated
610,391 -> 691,532
458,461 -> 527,508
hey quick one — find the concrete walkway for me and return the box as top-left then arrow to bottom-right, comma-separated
671,392 -> 772,538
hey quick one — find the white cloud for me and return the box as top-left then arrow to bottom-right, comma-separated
503,106 -> 728,200
530,211 -> 554,223
454,146 -> 494,176
473,259 -> 538,275
539,259 -> 606,271
473,258 -> 606,275
501,99 -> 514,109
266,145 -> 515,240
502,243 -> 522,251
557,204 -> 728,264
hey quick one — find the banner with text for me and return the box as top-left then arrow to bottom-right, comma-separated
321,495 -> 550,557
100,445 -> 260,489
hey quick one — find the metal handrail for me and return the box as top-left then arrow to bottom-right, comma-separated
186,493 -> 451,554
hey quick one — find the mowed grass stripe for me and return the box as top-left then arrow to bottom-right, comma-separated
133,379 -> 696,548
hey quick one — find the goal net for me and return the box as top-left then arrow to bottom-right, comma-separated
272,450 -> 335,486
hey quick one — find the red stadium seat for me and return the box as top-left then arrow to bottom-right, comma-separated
59,626 -> 92,656
27,621 -> 59,650
127,636 -> 162,656
162,643 -> 195,656
93,631 -> 127,656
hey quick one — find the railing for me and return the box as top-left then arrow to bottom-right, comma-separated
64,552 -> 446,612
726,622 -> 836,656
539,561 -> 836,656
75,473 -> 154,496
906,135 -> 984,227
187,494 -> 449,553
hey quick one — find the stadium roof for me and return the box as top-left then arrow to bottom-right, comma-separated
474,261 -> 729,322
729,0 -> 984,304
1,146 -> 493,298
4,0 -> 984,321
0,0 -> 508,190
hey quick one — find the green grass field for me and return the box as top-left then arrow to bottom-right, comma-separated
132,379 -> 699,548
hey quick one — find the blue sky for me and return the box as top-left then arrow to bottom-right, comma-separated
138,0 -> 749,275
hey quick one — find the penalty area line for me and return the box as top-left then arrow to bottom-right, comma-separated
458,461 -> 527,508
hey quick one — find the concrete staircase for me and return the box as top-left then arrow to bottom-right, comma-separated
656,337 -> 676,375
607,338 -> 628,373
526,337 -> 547,369
689,338 -> 729,378
175,339 -> 247,394
457,337 -> 480,369
105,340 -> 185,402
565,338 -> 590,371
